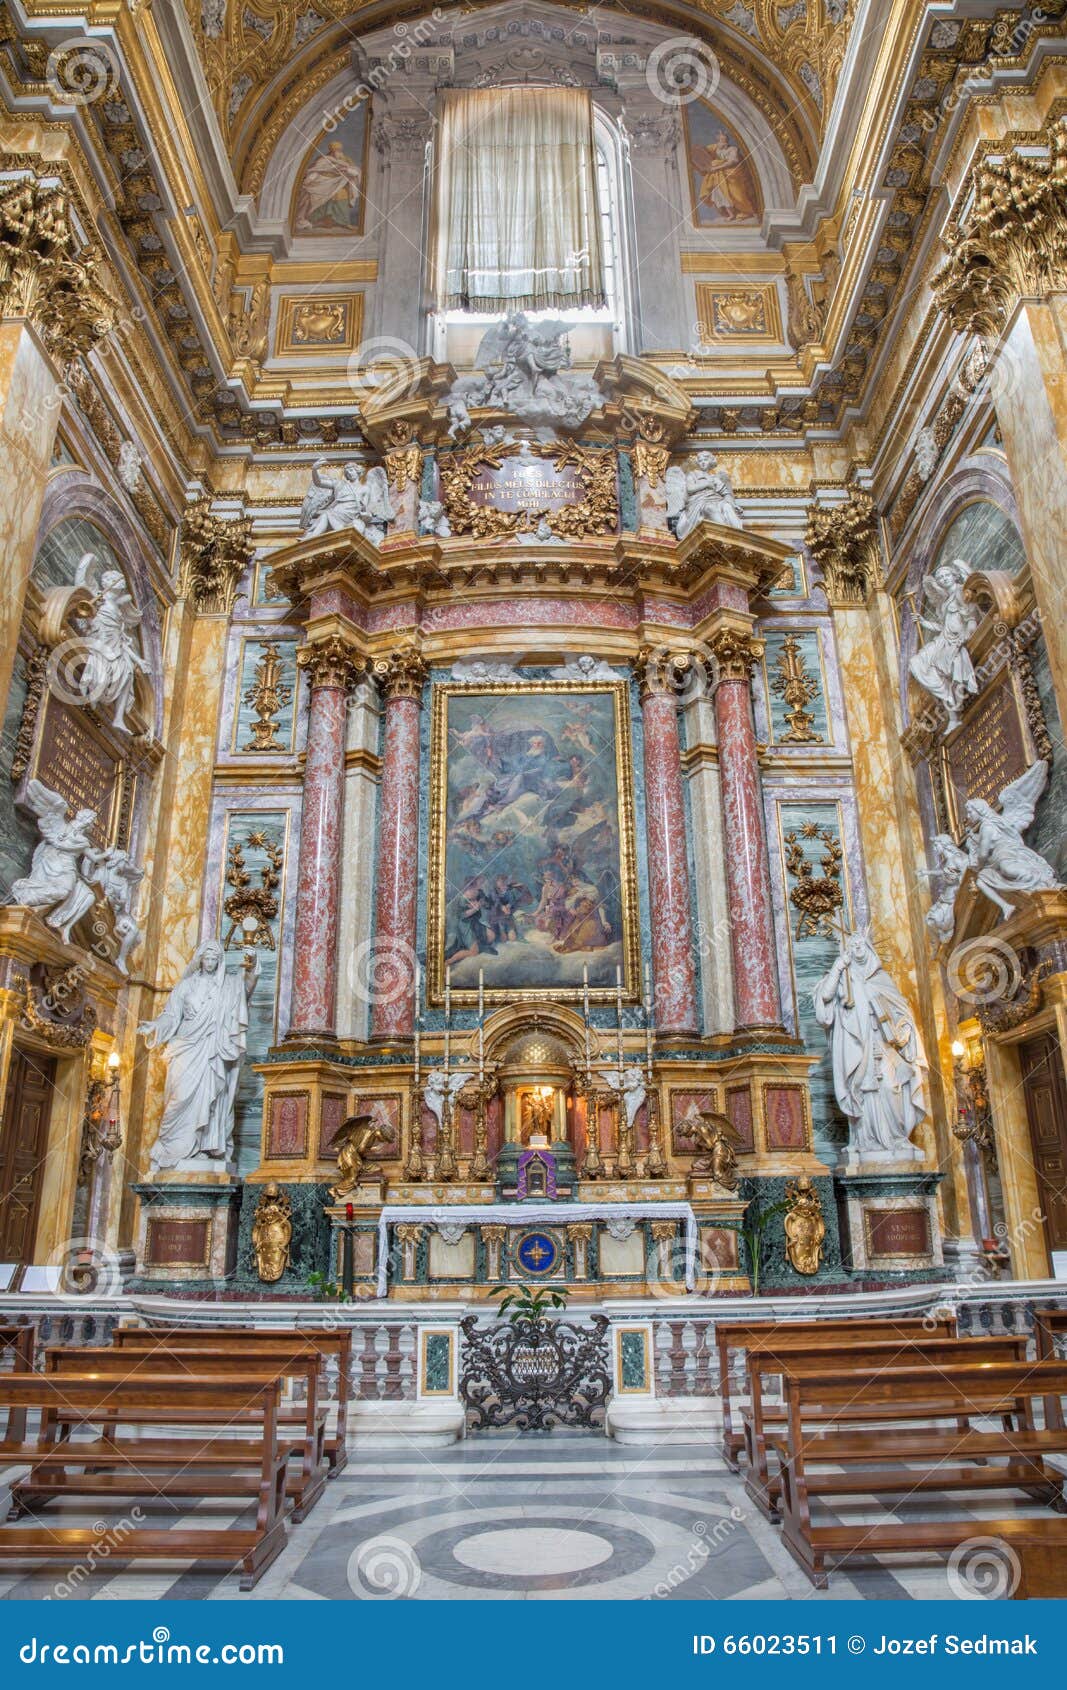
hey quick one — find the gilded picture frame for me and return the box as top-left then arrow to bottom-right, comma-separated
428,681 -> 641,1006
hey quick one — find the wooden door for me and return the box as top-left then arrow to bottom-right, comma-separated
1019,1031 -> 1067,1252
0,1048 -> 56,1261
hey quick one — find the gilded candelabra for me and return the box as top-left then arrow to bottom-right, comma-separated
458,1069 -> 498,1182
241,642 -> 293,753
770,633 -> 823,743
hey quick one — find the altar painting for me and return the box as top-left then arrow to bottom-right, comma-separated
430,684 -> 639,1002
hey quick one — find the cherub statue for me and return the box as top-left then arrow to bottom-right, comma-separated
90,845 -> 145,975
908,558 -> 979,730
299,459 -> 395,544
68,553 -> 149,732
964,761 -> 1062,919
252,1183 -> 292,1284
418,498 -> 452,538
10,782 -> 99,944
666,452 -> 744,539
596,1063 -> 648,1134
919,832 -> 970,948
329,1111 -> 395,1201
421,1069 -> 471,1133
689,1110 -> 740,1190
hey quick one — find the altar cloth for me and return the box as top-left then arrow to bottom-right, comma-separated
376,1201 -> 698,1296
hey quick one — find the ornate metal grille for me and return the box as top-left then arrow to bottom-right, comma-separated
459,1314 -> 611,1431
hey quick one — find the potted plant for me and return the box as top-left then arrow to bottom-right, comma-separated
489,1285 -> 570,1325
741,1200 -> 789,1296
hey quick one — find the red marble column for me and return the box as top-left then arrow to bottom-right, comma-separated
287,634 -> 362,1041
709,627 -> 782,1030
634,653 -> 700,1037
370,651 -> 427,1041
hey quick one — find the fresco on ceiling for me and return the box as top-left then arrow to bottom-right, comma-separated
684,104 -> 762,228
291,103 -> 368,236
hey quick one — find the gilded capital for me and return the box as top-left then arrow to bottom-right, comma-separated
384,444 -> 423,495
707,627 -> 763,683
631,438 -> 670,488
297,633 -> 365,690
0,175 -> 115,369
372,648 -> 428,702
804,489 -> 881,607
178,498 -> 254,615
933,124 -> 1067,339
631,644 -> 691,702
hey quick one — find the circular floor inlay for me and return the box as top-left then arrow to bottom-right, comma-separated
452,1526 -> 614,1576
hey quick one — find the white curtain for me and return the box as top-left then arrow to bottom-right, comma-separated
437,86 -> 606,313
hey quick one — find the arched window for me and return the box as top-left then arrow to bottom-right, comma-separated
432,94 -> 628,360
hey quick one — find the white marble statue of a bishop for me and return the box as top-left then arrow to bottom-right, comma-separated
139,940 -> 259,1172
813,929 -> 928,1165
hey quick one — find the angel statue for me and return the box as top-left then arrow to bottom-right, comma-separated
90,846 -> 145,975
10,783 -> 99,944
422,1068 -> 471,1133
964,760 -> 1062,919
138,940 -> 259,1172
596,1063 -> 648,1135
813,928 -> 928,1163
666,452 -> 744,540
919,832 -> 970,948
908,558 -> 980,730
329,1111 -> 395,1201
64,554 -> 149,733
299,459 -> 395,544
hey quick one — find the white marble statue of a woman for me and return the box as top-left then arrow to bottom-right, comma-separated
908,558 -> 979,730
139,940 -> 259,1172
813,929 -> 928,1164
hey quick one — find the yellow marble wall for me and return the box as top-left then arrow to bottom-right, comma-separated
833,591 -> 974,1245
0,321 -> 59,706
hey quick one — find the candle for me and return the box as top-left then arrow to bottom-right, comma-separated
644,964 -> 654,1080
582,963 -> 591,1065
413,1022 -> 421,1091
478,967 -> 484,1020
616,965 -> 624,1069
443,964 -> 451,1074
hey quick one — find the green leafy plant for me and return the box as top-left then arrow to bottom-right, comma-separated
489,1285 -> 569,1324
741,1200 -> 789,1296
306,1270 -> 351,1304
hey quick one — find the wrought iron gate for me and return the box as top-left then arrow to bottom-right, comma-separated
459,1314 -> 611,1431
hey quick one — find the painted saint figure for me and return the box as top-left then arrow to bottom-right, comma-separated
295,139 -> 363,232
813,929 -> 928,1162
139,941 -> 259,1171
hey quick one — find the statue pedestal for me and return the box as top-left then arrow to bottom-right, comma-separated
836,1167 -> 945,1276
130,1176 -> 242,1289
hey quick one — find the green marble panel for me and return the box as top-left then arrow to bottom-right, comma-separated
220,811 -> 289,1172
32,517 -> 124,590
619,1328 -> 648,1389
767,553 -> 805,597
934,499 -> 1026,576
764,631 -> 830,745
778,802 -> 851,1154
233,639 -> 298,755
424,1331 -> 453,1393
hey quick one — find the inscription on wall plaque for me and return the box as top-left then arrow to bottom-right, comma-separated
470,456 -> 585,514
944,671 -> 1029,819
865,1207 -> 931,1259
34,694 -> 120,847
145,1217 -> 210,1267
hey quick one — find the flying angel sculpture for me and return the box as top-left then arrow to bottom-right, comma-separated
10,782 -> 99,943
70,552 -> 149,732
964,761 -> 1062,919
299,459 -> 395,544
919,833 -> 970,948
908,557 -> 979,730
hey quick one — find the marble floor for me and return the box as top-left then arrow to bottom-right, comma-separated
0,1432 -> 1051,1601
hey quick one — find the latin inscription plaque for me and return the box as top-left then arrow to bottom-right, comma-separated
34,694 -> 120,847
145,1217 -> 210,1267
944,671 -> 1029,818
864,1207 -> 931,1259
470,456 -> 585,515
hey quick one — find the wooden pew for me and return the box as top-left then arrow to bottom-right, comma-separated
1034,1305 -> 1067,1359
43,1344 -> 328,1522
0,1325 -> 36,1442
112,1325 -> 352,1475
743,1334 -> 1029,1519
772,1360 -> 1067,1589
0,1373 -> 288,1589
715,1315 -> 956,1470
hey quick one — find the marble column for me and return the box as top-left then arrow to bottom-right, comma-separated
287,633 -> 363,1042
707,628 -> 782,1031
370,650 -> 428,1041
633,651 -> 699,1037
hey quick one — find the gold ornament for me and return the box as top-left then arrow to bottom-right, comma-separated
784,824 -> 844,939
241,643 -> 293,752
178,499 -> 254,615
804,490 -> 881,606
770,634 -> 824,743
438,440 -> 618,541
252,1183 -> 292,1284
784,1175 -> 825,1275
